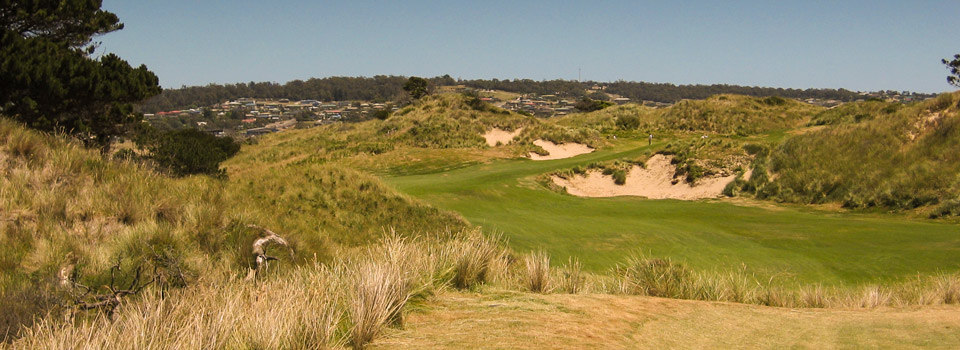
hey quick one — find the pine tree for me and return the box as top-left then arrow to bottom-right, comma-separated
0,0 -> 161,150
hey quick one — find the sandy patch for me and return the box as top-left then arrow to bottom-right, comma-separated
552,154 -> 738,200
528,139 -> 594,160
482,127 -> 523,147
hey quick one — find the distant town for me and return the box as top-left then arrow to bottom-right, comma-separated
143,86 -> 936,138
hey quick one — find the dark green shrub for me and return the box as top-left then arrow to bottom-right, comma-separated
616,114 -> 641,130
574,98 -> 614,112
929,93 -> 955,111
354,142 -> 394,155
684,162 -> 705,183
881,104 -> 901,114
371,110 -> 391,120
0,279 -> 60,342
742,143 -> 768,156
613,169 -> 627,185
929,199 -> 960,219
147,129 -> 240,177
762,96 -> 787,106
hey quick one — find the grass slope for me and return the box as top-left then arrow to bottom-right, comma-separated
753,92 -> 960,213
0,118 -> 467,338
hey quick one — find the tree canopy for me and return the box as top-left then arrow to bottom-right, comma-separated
0,0 -> 161,149
944,54 -> 960,88
141,128 -> 240,177
574,97 -> 613,112
403,76 -> 429,100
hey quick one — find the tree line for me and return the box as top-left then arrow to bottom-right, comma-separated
140,75 -> 876,113
138,75 -> 457,113
603,81 -> 862,103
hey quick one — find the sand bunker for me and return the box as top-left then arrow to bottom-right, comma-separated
483,128 -> 523,147
552,154 -> 738,200
528,139 -> 594,160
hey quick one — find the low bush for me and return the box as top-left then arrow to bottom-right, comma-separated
144,129 -> 240,177
616,114 -> 641,130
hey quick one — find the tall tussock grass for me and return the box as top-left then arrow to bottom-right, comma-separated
616,255 -> 694,299
6,267 -> 343,350
559,257 -> 585,294
3,233 -> 958,349
349,261 -> 411,349
446,231 -> 505,290
523,250 -> 551,293
2,229 -> 509,349
614,253 -> 960,308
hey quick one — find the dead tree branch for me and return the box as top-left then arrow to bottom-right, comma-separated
62,256 -> 155,318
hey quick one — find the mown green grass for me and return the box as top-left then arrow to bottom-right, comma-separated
384,139 -> 960,286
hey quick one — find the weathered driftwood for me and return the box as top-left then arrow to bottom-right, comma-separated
244,224 -> 294,282
58,263 -> 76,287
63,257 -> 155,317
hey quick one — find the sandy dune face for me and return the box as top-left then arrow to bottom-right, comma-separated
528,139 -> 594,160
552,154 -> 738,200
482,128 -> 523,147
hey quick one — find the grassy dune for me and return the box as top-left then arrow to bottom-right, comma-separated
0,118 -> 469,340
753,92 -> 960,213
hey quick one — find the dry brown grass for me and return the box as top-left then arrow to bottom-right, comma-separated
372,291 -> 960,350
5,267 -> 343,350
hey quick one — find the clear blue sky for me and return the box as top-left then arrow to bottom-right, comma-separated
98,0 -> 960,93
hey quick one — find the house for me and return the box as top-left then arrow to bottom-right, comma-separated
203,129 -> 224,137
245,128 -> 277,136
613,97 -> 631,105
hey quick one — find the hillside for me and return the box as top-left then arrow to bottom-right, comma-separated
735,92 -> 960,215
3,91 -> 960,349
0,117 -> 467,340
225,94 -> 604,175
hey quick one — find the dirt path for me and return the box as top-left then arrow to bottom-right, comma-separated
552,154 -> 737,200
372,291 -> 960,350
528,140 -> 594,160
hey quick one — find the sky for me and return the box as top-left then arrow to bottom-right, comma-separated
98,0 -> 960,93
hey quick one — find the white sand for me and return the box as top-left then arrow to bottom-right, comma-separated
483,128 -> 523,147
528,139 -> 594,160
552,154 -> 738,200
